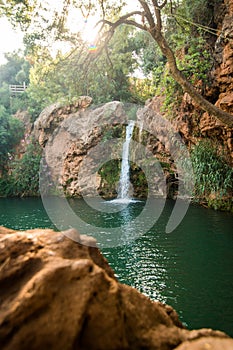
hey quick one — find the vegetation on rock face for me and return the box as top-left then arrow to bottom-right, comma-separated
98,159 -> 120,198
0,106 -> 24,174
191,140 -> 233,211
0,141 -> 41,197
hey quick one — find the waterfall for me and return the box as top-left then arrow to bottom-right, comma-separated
117,120 -> 135,200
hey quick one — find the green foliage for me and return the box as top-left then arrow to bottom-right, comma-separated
191,140 -> 233,210
131,164 -> 148,198
184,0 -> 221,30
98,159 -> 120,197
133,31 -> 165,76
98,159 -> 120,186
0,0 -> 35,28
0,83 -> 11,110
180,35 -> 213,84
0,52 -> 31,115
156,70 -> 182,112
0,52 -> 29,85
0,106 -> 24,172
0,141 -> 42,197
11,141 -> 42,196
0,176 -> 15,197
26,24 -> 145,117
102,125 -> 123,142
154,36 -> 213,113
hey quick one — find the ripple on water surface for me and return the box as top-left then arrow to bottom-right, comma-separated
0,197 -> 233,336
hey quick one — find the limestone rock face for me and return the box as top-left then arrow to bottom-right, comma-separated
38,100 -> 180,199
0,226 -> 232,350
201,0 -> 233,160
33,96 -> 92,147
41,101 -> 128,197
213,0 -> 233,109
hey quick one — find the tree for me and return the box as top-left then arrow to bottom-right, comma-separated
26,23 -> 143,118
0,53 -> 31,114
0,106 -> 24,173
95,0 -> 233,126
1,0 -> 232,126
0,52 -> 30,86
11,141 -> 42,196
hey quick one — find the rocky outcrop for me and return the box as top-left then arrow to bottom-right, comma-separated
33,96 -> 93,147
38,101 -> 178,199
213,0 -> 233,113
199,0 -> 233,160
170,0 -> 233,161
145,0 -> 233,164
40,101 -> 128,197
0,226 -> 232,350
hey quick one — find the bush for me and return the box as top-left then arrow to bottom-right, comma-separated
0,141 -> 42,197
191,140 -> 233,210
0,106 -> 24,172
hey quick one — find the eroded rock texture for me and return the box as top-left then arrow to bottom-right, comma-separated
146,0 -> 233,164
199,0 -> 233,160
0,226 -> 232,350
40,101 -> 128,197
33,96 -> 93,147
37,100 -> 180,199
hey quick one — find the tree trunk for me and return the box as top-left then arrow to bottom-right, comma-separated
153,31 -> 233,127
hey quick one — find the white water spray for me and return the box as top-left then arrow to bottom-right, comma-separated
117,120 -> 135,200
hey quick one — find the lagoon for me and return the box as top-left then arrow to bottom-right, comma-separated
0,197 -> 233,336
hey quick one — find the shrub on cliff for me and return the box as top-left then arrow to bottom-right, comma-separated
0,106 -> 24,173
0,141 -> 42,197
191,140 -> 233,211
12,141 -> 42,197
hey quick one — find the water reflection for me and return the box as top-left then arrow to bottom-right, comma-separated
67,198 -> 153,247
0,197 -> 233,336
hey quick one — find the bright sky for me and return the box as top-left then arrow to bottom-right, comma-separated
0,9 -> 101,65
0,1 -> 139,66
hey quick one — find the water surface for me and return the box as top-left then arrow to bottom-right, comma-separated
0,197 -> 232,336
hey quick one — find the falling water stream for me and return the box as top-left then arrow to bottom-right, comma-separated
117,120 -> 135,201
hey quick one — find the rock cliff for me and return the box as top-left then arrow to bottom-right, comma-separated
38,101 -> 128,198
157,0 -> 233,163
33,96 -> 93,147
0,226 -> 232,350
37,100 -> 178,199
198,0 -> 233,162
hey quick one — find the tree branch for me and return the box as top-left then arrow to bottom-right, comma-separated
152,31 -> 233,126
151,0 -> 162,32
138,0 -> 156,29
97,11 -> 144,29
123,20 -> 147,31
89,0 -> 233,126
158,0 -> 168,9
99,0 -> 106,19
